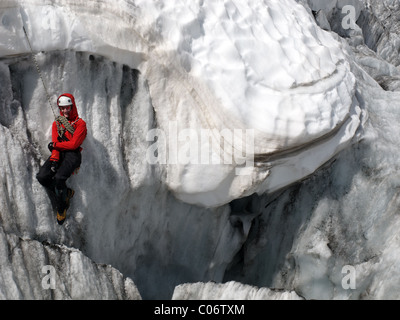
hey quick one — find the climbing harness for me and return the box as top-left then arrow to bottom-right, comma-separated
22,26 -> 74,139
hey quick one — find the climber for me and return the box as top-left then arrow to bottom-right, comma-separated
36,93 -> 87,225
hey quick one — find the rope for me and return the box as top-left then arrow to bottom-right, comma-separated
56,115 -> 75,134
22,26 -> 58,119
22,26 -> 75,137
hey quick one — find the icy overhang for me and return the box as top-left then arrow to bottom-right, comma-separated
0,0 -> 365,207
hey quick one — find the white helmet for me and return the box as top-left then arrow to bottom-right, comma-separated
58,96 -> 73,107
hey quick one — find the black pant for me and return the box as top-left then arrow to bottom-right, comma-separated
36,150 -> 81,210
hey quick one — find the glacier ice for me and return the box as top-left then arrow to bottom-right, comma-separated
222,0 -> 400,300
1,0 -> 364,207
0,227 -> 141,299
0,0 -> 399,300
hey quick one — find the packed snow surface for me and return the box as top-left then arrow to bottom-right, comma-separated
172,281 -> 303,300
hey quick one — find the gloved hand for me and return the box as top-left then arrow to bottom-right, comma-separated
50,161 -> 58,173
48,142 -> 54,152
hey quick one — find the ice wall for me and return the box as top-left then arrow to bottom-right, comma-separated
0,50 -> 249,299
0,227 -> 141,299
357,0 -> 400,67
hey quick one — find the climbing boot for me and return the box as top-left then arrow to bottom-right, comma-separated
56,188 -> 74,225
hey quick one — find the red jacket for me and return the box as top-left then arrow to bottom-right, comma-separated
50,93 -> 87,162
